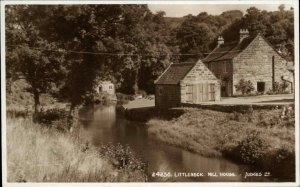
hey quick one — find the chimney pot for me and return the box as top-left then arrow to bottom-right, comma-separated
239,29 -> 249,42
217,36 -> 224,47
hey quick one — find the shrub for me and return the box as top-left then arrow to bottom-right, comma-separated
99,143 -> 147,172
235,79 -> 254,95
116,93 -> 135,104
238,130 -> 269,164
267,81 -> 290,95
34,108 -> 68,125
231,111 -> 241,121
272,147 -> 295,180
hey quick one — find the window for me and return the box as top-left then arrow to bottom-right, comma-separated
99,86 -> 102,92
109,85 -> 113,89
223,61 -> 227,73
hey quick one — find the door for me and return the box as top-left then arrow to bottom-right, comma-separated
208,83 -> 215,101
186,84 -> 193,103
257,82 -> 265,93
221,80 -> 229,97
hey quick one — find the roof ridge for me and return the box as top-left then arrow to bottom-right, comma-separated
172,62 -> 196,65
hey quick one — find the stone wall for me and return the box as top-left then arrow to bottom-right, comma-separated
233,34 -> 293,95
181,60 -> 221,103
155,84 -> 181,108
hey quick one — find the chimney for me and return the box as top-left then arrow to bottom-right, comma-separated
239,29 -> 249,42
217,36 -> 224,47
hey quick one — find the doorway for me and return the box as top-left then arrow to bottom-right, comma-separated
257,82 -> 265,93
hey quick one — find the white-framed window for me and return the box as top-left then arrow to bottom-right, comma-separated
223,61 -> 227,73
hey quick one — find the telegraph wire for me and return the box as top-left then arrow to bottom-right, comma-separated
6,44 -> 245,56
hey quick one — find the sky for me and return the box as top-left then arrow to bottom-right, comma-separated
148,4 -> 293,17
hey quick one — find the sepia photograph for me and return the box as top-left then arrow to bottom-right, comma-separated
1,0 -> 299,186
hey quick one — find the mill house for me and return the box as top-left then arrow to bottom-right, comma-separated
155,29 -> 293,108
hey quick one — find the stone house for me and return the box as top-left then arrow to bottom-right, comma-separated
95,81 -> 115,95
203,29 -> 294,96
154,60 -> 221,108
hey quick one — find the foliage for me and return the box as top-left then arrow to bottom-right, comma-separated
34,108 -> 68,125
99,143 -> 147,173
235,79 -> 255,95
6,6 -> 66,113
238,130 -> 269,164
266,81 -> 290,95
174,10 -> 243,62
6,4 -> 295,111
222,6 -> 294,59
7,117 -> 145,182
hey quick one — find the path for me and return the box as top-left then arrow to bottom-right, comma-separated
123,94 -> 294,109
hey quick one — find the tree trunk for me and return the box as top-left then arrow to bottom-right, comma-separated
33,91 -> 40,114
133,68 -> 139,95
68,102 -> 75,122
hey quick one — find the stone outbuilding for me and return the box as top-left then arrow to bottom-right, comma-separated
203,29 -> 294,96
95,81 -> 115,95
154,60 -> 221,108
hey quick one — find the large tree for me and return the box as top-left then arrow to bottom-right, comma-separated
6,6 -> 65,113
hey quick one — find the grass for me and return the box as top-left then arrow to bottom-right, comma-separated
147,107 -> 295,180
7,116 -> 146,182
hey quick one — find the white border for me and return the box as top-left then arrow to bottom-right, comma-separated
1,0 -> 299,187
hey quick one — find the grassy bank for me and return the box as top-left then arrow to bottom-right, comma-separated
147,107 -> 295,180
7,117 -> 146,182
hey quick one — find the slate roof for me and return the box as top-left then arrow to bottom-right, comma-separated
155,62 -> 196,85
203,35 -> 256,63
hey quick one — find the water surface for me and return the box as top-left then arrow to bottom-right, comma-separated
80,104 -> 277,182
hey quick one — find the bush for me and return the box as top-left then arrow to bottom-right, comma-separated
235,79 -> 254,95
238,130 -> 269,164
266,81 -> 290,95
272,147 -> 295,180
99,143 -> 147,172
116,93 -> 135,104
34,108 -> 68,125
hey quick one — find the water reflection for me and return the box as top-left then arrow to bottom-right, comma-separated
79,104 -> 274,182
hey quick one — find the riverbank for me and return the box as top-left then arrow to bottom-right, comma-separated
146,107 -> 295,181
7,116 -> 146,182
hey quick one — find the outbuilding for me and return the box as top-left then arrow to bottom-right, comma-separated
95,81 -> 115,95
154,60 -> 221,108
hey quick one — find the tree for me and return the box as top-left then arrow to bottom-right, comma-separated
5,6 -> 65,113
221,6 -> 294,60
117,6 -> 172,94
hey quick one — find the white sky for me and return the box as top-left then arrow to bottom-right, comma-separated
148,4 -> 293,17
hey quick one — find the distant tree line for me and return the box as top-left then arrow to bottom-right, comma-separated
5,4 -> 294,115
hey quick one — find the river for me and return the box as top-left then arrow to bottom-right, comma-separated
79,104 -> 278,182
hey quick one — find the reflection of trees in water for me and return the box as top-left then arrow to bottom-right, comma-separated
93,104 -> 116,126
